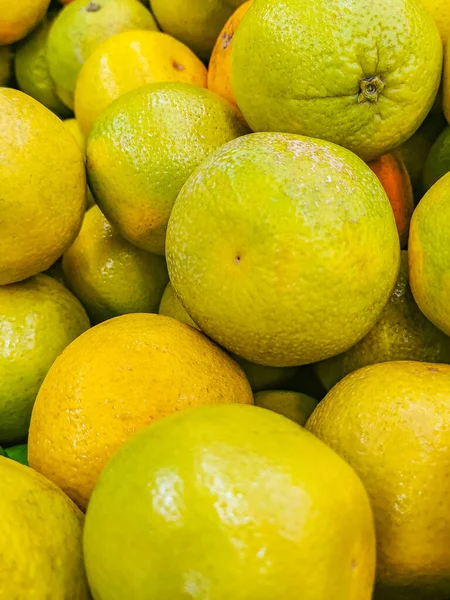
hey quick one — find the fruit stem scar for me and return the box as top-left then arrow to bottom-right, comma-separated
357,75 -> 385,104
172,61 -> 185,71
86,2 -> 102,12
235,255 -> 241,263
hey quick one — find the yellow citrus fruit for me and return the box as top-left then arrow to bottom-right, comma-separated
63,205 -> 169,323
75,30 -> 208,136
62,118 -> 96,209
422,0 -> 450,45
0,89 -> 86,285
409,172 -> 450,336
442,41 -> 450,122
159,281 -> 299,390
208,0 -> 253,106
149,0 -> 248,60
316,251 -> 450,390
231,0 -> 442,161
0,274 -> 89,446
0,457 -> 89,598
14,15 -> 71,117
46,0 -> 158,110
0,46 -> 13,86
254,390 -> 318,426
84,404 -> 376,600
28,313 -> 253,509
0,0 -> 50,44
307,361 -> 450,599
87,82 -> 250,255
167,132 -> 400,367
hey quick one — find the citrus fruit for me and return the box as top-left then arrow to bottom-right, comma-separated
149,0 -> 248,60
396,112 -> 446,200
63,205 -> 169,324
254,390 -> 318,426
14,15 -> 72,117
159,281 -> 299,391
167,132 -> 400,367
0,46 -> 13,86
0,89 -> 86,285
316,251 -> 450,391
368,153 -> 414,248
423,125 -> 450,190
75,30 -> 208,136
231,0 -> 442,161
87,82 -> 250,255
409,172 -> 450,336
0,456 -> 89,598
84,404 -> 376,600
0,0 -> 51,44
208,0 -> 252,107
422,0 -> 450,45
444,42 -> 450,120
0,274 -> 89,446
307,361 -> 450,599
46,0 -> 158,110
63,118 -> 96,208
28,313 -> 253,509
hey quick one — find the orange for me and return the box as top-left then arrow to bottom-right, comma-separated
0,0 -> 51,44
28,313 -> 253,509
368,153 -> 414,248
208,1 -> 253,107
75,30 -> 208,136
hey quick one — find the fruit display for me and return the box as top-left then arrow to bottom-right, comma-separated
1,0 -> 450,597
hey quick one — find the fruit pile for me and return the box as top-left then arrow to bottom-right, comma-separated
1,0 -> 450,598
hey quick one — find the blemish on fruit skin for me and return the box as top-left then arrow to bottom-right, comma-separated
172,61 -> 185,72
221,32 -> 234,50
351,559 -> 357,570
86,1 -> 102,12
235,255 -> 241,264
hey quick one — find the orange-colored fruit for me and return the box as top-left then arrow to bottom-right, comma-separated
28,313 -> 253,509
0,0 -> 51,44
368,153 -> 414,248
208,0 -> 253,107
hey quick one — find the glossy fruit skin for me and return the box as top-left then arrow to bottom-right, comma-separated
84,404 -> 376,600
208,1 -> 253,106
409,172 -> 450,336
28,313 -> 253,509
167,132 -> 400,367
62,119 -> 96,209
63,205 -> 169,324
422,125 -> 450,191
75,30 -> 208,136
15,16 -> 71,117
0,0 -> 51,44
254,390 -> 318,426
231,0 -> 442,161
0,456 -> 89,599
159,281 -> 299,391
46,0 -> 158,109
0,274 -> 89,446
149,0 -> 248,60
368,154 -> 414,248
0,89 -> 86,285
316,251 -> 450,390
307,361 -> 450,599
87,82 -> 250,255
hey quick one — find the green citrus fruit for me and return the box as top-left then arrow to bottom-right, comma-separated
254,390 -> 318,426
84,404 -> 376,600
15,15 -> 71,117
231,0 -> 442,161
307,361 -> 450,599
167,132 -> 400,367
46,0 -> 158,109
149,0 -> 247,60
0,456 -> 89,598
63,118 -> 96,208
63,205 -> 169,323
0,46 -> 13,86
0,273 -> 89,446
409,172 -> 450,336
423,125 -> 450,191
87,82 -> 250,255
316,251 -> 450,390
4,444 -> 28,466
